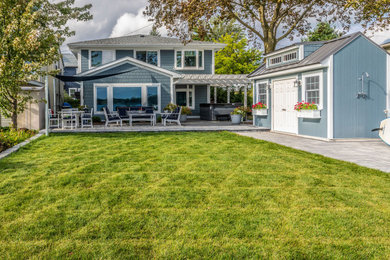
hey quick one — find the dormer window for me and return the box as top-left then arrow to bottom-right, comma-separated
268,50 -> 298,67
175,50 -> 204,70
283,51 -> 297,62
270,56 -> 282,65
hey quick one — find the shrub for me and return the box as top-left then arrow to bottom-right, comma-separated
63,96 -> 80,108
92,116 -> 102,123
0,128 -> 37,152
181,106 -> 192,115
164,103 -> 177,112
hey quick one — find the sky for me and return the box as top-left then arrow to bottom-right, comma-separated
63,0 -> 390,52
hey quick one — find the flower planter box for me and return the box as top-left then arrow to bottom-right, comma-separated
296,110 -> 321,119
252,109 -> 268,116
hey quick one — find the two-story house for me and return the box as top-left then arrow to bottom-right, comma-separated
249,32 -> 390,139
67,34 -> 251,118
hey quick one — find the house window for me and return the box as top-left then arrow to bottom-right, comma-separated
270,56 -> 282,65
68,88 -> 78,98
175,85 -> 194,109
96,86 -> 108,112
175,50 -> 203,69
91,51 -> 102,67
283,52 -> 297,62
257,82 -> 268,105
136,51 -> 158,66
302,72 -> 323,108
94,84 -> 161,113
113,87 -> 142,110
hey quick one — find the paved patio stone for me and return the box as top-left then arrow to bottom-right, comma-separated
237,132 -> 390,173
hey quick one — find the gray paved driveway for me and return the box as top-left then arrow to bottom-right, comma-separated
237,132 -> 390,173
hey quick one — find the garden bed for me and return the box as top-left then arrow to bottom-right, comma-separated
0,127 -> 37,152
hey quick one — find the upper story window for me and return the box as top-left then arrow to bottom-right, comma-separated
268,50 -> 298,67
175,50 -> 204,70
91,51 -> 102,67
136,50 -> 158,66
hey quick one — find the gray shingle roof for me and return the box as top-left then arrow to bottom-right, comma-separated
248,32 -> 362,78
68,34 -> 226,49
62,52 -> 78,67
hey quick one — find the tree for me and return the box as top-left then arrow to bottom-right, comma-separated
149,26 -> 161,36
145,0 -> 390,54
215,33 -> 262,75
0,0 -> 91,128
303,22 -> 343,42
192,17 -> 243,42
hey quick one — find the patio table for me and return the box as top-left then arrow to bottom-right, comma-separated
127,111 -> 156,127
58,110 -> 84,128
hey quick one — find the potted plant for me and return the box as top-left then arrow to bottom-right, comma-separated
231,107 -> 245,124
164,103 -> 177,113
252,102 -> 267,116
180,106 -> 191,121
294,101 -> 321,118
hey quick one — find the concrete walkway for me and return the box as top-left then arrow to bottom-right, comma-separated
237,132 -> 390,173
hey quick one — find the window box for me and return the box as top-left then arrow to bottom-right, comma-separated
296,110 -> 321,119
252,109 -> 268,116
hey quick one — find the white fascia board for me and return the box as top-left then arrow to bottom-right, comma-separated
69,43 -> 226,50
327,55 -> 334,139
78,57 -> 182,78
249,64 -> 326,80
387,54 -> 390,112
264,46 -> 300,58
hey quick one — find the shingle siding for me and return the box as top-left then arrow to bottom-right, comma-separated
82,63 -> 171,114
160,50 -> 213,74
81,50 -> 89,72
116,50 -> 134,60
194,85 -> 208,116
333,36 -> 387,138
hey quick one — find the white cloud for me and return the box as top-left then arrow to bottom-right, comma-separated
110,8 -> 167,38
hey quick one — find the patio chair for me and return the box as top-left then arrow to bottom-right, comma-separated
117,107 -> 130,126
162,106 -> 182,126
81,108 -> 93,128
48,109 -> 60,128
61,109 -> 77,129
103,107 -> 122,127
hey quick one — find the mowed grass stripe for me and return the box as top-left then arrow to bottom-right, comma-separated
0,132 -> 389,259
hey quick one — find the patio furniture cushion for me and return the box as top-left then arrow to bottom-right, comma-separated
117,107 -> 130,119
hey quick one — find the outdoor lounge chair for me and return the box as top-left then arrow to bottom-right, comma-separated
48,109 -> 60,128
61,109 -> 77,129
162,106 -> 182,126
81,108 -> 93,128
117,107 -> 130,126
103,107 -> 122,127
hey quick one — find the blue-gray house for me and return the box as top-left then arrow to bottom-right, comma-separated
249,32 -> 390,139
67,35 -> 251,118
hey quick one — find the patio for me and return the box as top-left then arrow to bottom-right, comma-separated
51,119 -> 267,133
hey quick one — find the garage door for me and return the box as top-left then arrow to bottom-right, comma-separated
273,78 -> 298,134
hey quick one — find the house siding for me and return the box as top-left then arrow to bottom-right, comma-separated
254,68 -> 328,138
82,63 -> 171,115
160,50 -> 213,74
116,50 -> 134,60
194,85 -> 208,116
333,36 -> 387,138
81,50 -> 89,72
304,44 -> 324,58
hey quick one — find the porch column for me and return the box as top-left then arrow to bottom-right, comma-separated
207,84 -> 210,103
227,87 -> 230,103
214,86 -> 217,104
244,85 -> 248,107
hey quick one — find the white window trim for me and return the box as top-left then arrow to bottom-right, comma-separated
134,49 -> 161,67
174,85 -> 195,109
68,88 -> 79,97
256,81 -> 269,106
301,71 -> 324,110
89,50 -> 103,69
174,49 -> 204,70
93,83 -> 161,114
266,49 -> 299,68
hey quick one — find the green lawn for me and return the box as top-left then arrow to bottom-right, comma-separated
0,132 -> 389,259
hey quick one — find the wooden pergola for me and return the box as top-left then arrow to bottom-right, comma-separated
174,74 -> 252,107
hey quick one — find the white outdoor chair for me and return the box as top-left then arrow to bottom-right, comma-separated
48,109 -> 60,128
103,107 -> 122,127
61,109 -> 77,129
162,106 -> 182,126
81,109 -> 93,128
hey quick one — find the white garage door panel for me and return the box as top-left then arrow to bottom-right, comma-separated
273,78 -> 298,134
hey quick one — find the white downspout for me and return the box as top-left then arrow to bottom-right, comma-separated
327,55 -> 334,140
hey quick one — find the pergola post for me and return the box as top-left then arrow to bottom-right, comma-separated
214,86 -> 217,104
227,87 -> 231,103
244,85 -> 248,107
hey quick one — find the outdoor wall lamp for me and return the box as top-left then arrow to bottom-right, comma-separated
294,80 -> 301,88
357,72 -> 369,99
